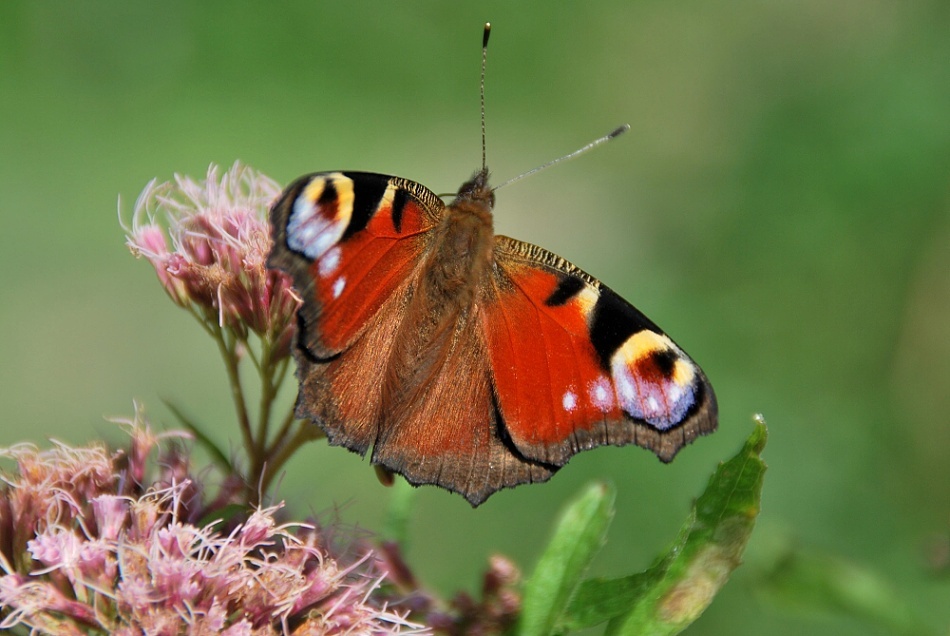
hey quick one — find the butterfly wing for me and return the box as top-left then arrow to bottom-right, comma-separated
483,236 -> 717,467
269,171 -> 442,358
366,301 -> 556,506
269,171 -> 444,453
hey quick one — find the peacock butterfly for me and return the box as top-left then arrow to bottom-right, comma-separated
267,25 -> 717,506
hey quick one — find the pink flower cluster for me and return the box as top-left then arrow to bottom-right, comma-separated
124,162 -> 300,357
0,414 -> 427,635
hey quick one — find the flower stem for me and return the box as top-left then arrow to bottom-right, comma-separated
212,324 -> 254,471
256,338 -> 275,448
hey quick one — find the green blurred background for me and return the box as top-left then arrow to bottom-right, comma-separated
1,1 -> 947,633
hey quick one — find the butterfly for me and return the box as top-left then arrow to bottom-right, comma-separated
268,24 -> 716,506
267,165 -> 718,506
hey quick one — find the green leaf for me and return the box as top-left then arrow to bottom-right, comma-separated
556,416 -> 768,636
557,572 -> 655,631
518,481 -> 616,636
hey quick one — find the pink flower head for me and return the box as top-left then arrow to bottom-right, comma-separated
92,495 -> 130,542
0,413 -> 430,636
124,162 -> 301,356
0,439 -> 116,558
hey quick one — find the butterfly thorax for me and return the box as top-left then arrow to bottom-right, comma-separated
411,169 -> 495,320
381,170 -> 496,416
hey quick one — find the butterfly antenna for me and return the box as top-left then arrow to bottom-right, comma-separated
480,22 -> 491,173
495,124 -> 630,191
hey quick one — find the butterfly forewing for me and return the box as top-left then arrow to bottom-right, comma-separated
269,172 -> 442,359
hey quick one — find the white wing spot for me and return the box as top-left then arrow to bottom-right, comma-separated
589,377 -> 614,411
562,390 -> 578,412
318,246 -> 341,278
332,276 -> 346,299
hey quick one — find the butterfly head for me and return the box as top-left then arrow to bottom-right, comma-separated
453,168 -> 495,211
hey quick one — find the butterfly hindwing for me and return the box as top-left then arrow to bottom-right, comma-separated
485,236 -> 717,466
367,302 -> 556,506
